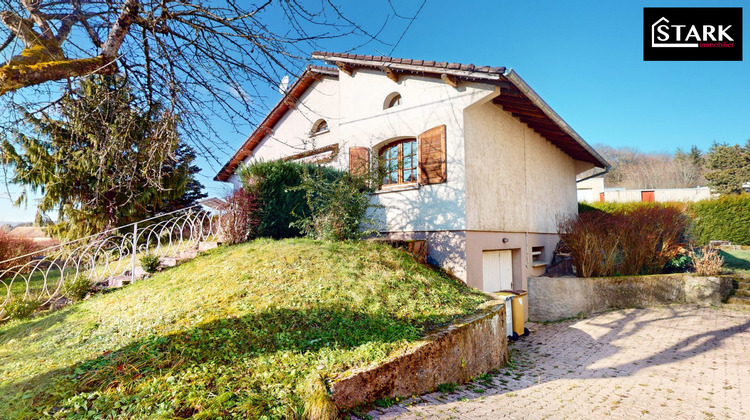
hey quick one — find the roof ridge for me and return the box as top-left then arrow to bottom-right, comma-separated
311,51 -> 506,75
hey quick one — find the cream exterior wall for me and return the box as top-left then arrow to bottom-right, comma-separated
463,100 -> 579,234
337,69 -> 495,232
228,68 -> 592,291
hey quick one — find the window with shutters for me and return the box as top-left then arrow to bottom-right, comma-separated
380,139 -> 417,186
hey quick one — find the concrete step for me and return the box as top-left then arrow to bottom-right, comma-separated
727,296 -> 750,306
198,241 -> 218,252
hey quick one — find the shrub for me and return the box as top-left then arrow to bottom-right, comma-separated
66,276 -> 92,301
0,230 -> 43,276
292,168 -> 378,241
688,193 -> 750,245
689,247 -> 724,276
2,296 -> 41,320
140,253 -> 160,274
558,205 -> 688,277
238,160 -> 339,238
221,188 -> 260,245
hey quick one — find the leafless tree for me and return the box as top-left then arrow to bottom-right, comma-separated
0,0 -> 409,163
583,145 -> 706,189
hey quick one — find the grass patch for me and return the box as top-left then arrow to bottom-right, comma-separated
0,238 -> 487,418
720,249 -> 750,276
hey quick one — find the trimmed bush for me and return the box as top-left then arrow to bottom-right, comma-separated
581,195 -> 750,246
688,194 -> 750,245
0,230 -> 43,276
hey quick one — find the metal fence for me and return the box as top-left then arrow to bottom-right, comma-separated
0,205 -> 222,319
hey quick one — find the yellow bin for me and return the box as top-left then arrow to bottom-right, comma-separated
498,290 -> 528,337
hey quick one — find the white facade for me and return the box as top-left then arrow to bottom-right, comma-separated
218,55 -> 608,295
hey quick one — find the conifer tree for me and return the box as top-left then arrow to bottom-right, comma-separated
704,141 -> 750,195
1,75 -> 203,238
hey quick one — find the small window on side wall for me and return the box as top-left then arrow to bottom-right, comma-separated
384,93 -> 402,109
311,119 -> 328,135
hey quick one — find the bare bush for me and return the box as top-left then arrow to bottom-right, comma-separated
0,230 -> 42,275
558,205 -> 688,277
689,247 -> 724,276
220,189 -> 259,245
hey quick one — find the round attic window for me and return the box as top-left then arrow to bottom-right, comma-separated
384,93 -> 402,109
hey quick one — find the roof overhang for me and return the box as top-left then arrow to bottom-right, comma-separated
214,65 -> 339,182
311,52 -> 609,170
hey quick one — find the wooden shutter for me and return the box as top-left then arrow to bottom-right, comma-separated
418,125 -> 447,184
349,147 -> 370,178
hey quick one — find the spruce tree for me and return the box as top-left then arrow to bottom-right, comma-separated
1,75 -> 204,238
704,141 -> 750,195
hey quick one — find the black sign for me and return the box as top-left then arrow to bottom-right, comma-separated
644,8 -> 742,61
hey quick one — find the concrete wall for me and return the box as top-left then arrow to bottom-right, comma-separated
330,299 -> 508,409
528,275 -> 735,322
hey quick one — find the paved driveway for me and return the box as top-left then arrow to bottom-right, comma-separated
362,305 -> 750,420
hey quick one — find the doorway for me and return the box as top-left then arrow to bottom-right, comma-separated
482,250 -> 513,292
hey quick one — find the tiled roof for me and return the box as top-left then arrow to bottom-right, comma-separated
214,65 -> 338,182
311,52 -> 506,75
215,53 -> 609,182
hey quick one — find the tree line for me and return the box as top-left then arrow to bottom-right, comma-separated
591,141 -> 750,195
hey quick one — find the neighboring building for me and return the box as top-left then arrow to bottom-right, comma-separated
577,176 -> 713,203
216,52 -> 609,293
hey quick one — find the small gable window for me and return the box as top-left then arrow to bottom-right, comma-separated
311,119 -> 328,135
384,93 -> 402,109
380,139 -> 417,186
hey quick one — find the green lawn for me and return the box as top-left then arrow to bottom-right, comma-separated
0,238 -> 488,419
721,248 -> 750,276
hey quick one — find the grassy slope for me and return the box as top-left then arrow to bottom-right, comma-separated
0,239 -> 487,419
721,249 -> 750,276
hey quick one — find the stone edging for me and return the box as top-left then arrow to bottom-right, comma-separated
330,300 -> 508,409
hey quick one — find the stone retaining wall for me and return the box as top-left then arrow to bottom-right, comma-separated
528,274 -> 734,322
330,300 -> 508,409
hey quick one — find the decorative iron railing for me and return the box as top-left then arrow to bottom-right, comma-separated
0,205 -> 223,319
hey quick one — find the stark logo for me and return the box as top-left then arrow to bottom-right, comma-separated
644,8 -> 743,61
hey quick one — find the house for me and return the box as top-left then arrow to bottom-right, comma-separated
577,176 -> 713,203
216,52 -> 609,293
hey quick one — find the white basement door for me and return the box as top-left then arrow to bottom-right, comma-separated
482,250 -> 513,292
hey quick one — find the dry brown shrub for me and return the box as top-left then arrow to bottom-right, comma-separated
689,247 -> 724,276
0,230 -> 43,275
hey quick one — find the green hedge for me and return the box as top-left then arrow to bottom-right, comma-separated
237,160 -> 341,239
579,194 -> 750,245
688,194 -> 750,246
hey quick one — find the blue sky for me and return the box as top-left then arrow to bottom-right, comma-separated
2,0 -> 748,222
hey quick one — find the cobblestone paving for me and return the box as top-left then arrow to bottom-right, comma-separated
361,305 -> 750,420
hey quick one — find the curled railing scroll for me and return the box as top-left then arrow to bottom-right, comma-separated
0,205 -> 224,320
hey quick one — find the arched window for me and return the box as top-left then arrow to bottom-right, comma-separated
380,138 -> 417,186
383,93 -> 402,109
311,119 -> 328,135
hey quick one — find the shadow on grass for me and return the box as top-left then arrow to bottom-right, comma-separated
0,305 -> 453,418
0,304 -> 78,344
720,250 -> 750,273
